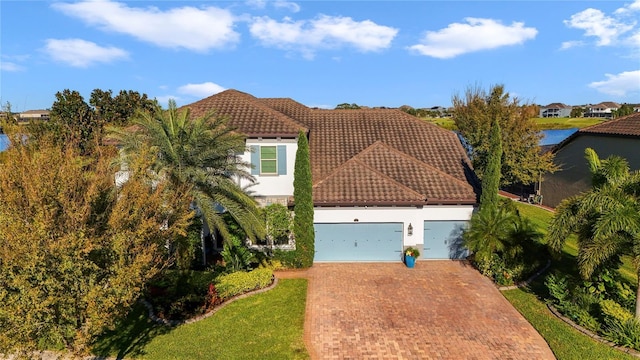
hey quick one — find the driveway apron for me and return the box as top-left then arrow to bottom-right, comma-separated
298,262 -> 555,360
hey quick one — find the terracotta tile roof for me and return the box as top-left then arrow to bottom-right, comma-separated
304,109 -> 472,184
355,142 -> 477,202
579,112 -> 640,137
312,158 -> 427,206
259,98 -> 312,124
183,89 -> 307,137
183,90 -> 478,206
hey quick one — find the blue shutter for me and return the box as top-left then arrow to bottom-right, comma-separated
277,145 -> 287,175
250,145 -> 259,175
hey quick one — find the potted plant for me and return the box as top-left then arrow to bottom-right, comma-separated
404,247 -> 420,268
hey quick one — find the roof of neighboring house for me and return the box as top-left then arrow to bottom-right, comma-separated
19,110 -> 50,117
183,90 -> 308,137
580,112 -> 640,137
542,103 -> 571,109
183,90 -> 478,206
551,112 -> 640,153
591,101 -> 620,109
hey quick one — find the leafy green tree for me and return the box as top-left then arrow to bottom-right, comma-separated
90,89 -> 157,126
548,148 -> 640,318
335,103 -> 361,109
292,131 -> 314,268
613,104 -> 634,118
479,119 -> 502,209
27,89 -> 99,154
452,84 -> 557,186
107,100 -> 265,250
570,107 -> 585,118
0,136 -> 192,354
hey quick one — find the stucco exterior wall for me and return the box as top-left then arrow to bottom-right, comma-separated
239,137 -> 298,198
313,205 -> 475,247
542,134 -> 640,208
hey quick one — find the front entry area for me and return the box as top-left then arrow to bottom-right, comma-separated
423,220 -> 469,259
314,222 -> 403,261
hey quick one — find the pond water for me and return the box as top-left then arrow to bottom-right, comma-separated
0,134 -> 8,152
540,128 -> 578,146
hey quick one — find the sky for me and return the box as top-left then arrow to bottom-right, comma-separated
1,0 -> 639,112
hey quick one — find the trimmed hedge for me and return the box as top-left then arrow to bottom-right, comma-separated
216,268 -> 273,300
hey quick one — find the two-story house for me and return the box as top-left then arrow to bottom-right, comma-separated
585,102 -> 620,118
184,90 -> 479,262
539,103 -> 572,118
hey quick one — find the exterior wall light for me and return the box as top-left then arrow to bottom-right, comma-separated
407,223 -> 413,236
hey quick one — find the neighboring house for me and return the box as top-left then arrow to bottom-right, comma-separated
540,112 -> 640,208
18,109 -> 50,123
585,102 -> 620,118
539,103 -> 572,118
184,90 -> 478,262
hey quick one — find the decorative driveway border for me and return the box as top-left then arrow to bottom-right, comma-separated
280,261 -> 556,360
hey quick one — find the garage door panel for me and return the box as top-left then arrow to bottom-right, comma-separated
423,221 -> 469,259
314,223 -> 402,262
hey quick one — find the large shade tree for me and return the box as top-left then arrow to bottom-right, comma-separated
548,148 -> 640,318
0,135 -> 192,353
108,100 -> 265,252
452,84 -> 557,186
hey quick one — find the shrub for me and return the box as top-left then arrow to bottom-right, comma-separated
221,235 -> 255,272
606,319 -> 640,350
146,270 -> 218,321
264,204 -> 293,245
216,268 -> 273,300
258,258 -> 285,271
600,299 -> 634,325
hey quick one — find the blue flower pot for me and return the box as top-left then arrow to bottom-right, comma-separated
405,255 -> 415,268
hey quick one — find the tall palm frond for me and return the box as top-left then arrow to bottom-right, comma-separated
106,99 -> 265,246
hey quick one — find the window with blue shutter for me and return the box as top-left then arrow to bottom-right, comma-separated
251,144 -> 287,176
250,145 -> 259,175
277,145 -> 287,175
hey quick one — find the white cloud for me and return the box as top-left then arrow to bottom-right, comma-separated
564,8 -> 633,46
52,0 -> 240,52
560,40 -> 585,50
245,0 -> 267,9
0,61 -> 25,72
44,38 -> 128,68
588,70 -> 640,96
408,18 -> 537,59
249,15 -> 398,58
565,1 -> 640,49
614,0 -> 640,14
273,1 -> 300,13
177,82 -> 226,97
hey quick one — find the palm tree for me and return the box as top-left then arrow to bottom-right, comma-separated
108,100 -> 265,259
548,148 -> 640,318
463,206 -> 518,270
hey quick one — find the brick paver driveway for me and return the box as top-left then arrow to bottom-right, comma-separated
288,262 -> 555,360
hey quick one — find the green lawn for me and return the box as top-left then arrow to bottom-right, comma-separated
535,117 -> 604,130
93,278 -> 309,359
420,117 -> 603,131
503,289 -> 636,360
507,202 -> 638,359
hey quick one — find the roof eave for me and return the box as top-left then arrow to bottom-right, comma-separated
312,199 -> 477,207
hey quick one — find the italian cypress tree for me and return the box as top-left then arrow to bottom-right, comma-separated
293,130 -> 314,268
480,118 -> 502,210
